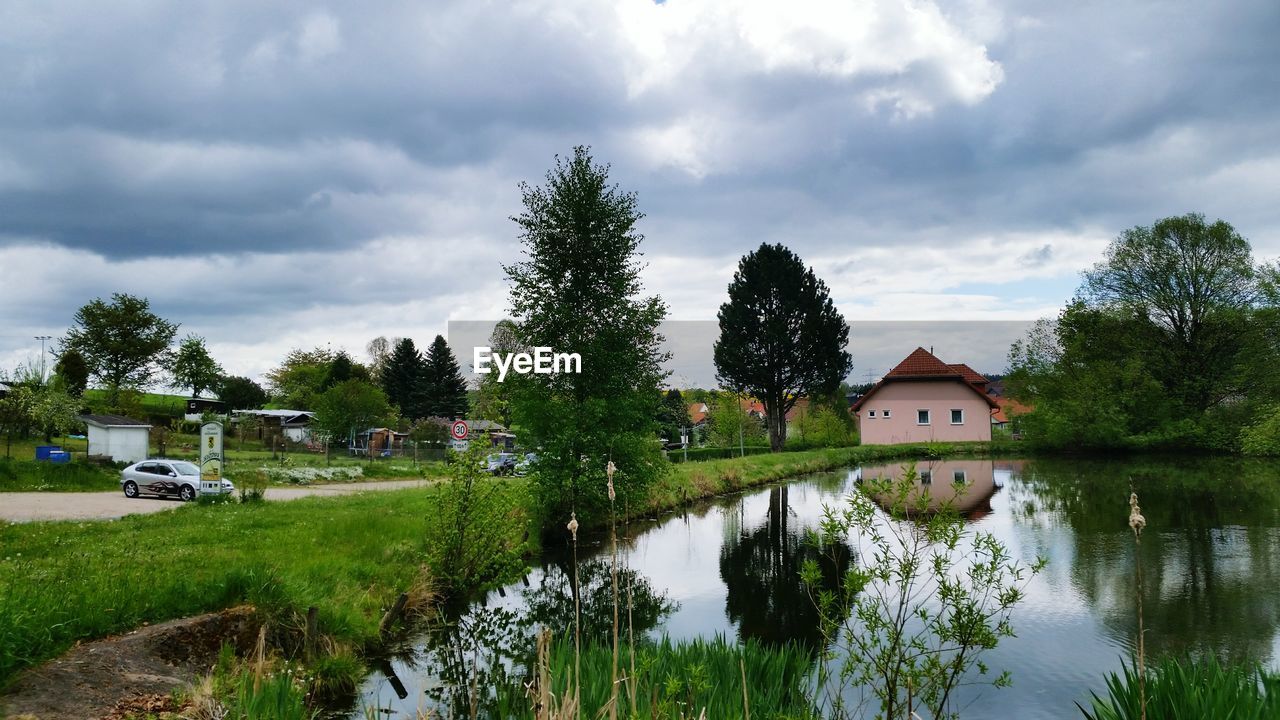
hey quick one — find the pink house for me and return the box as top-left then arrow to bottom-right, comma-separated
852,348 -> 998,445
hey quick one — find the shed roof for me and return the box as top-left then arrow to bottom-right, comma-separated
80,414 -> 152,428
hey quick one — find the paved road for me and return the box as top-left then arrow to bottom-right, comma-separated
0,479 -> 433,523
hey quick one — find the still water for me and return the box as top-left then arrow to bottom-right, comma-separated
356,455 -> 1280,719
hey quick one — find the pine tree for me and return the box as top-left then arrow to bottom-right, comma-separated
420,335 -> 468,419
380,338 -> 424,418
714,243 -> 852,451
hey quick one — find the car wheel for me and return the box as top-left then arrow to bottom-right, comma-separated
123,480 -> 140,498
179,485 -> 197,502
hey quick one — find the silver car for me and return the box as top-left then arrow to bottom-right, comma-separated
120,459 -> 234,501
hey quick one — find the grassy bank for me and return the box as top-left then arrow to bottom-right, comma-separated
0,481 -> 535,686
0,440 -> 1018,692
0,457 -> 119,492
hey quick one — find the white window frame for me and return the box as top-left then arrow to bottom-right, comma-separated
916,409 -> 931,425
868,410 -> 876,418
883,409 -> 892,419
920,469 -> 932,484
950,408 -> 965,425
953,469 -> 966,484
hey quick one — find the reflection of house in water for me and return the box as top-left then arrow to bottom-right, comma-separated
859,459 -> 1002,519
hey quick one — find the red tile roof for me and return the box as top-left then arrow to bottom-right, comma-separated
852,347 -> 999,411
947,363 -> 989,386
688,402 -> 708,424
885,347 -> 957,378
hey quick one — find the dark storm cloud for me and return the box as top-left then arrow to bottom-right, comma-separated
2,0 -> 1279,378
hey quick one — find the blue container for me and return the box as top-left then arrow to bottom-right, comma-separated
35,445 -> 62,461
48,451 -> 71,464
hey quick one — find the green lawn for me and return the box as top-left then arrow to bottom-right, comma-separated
0,481 -> 535,686
0,439 -> 1018,688
0,457 -> 119,492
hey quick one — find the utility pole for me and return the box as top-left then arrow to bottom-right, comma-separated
34,335 -> 52,383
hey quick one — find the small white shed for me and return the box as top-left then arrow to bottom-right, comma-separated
80,414 -> 152,464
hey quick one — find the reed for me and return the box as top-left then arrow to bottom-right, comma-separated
1079,656 -> 1280,720
501,634 -> 815,720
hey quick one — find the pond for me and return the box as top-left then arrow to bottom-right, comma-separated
354,455 -> 1280,719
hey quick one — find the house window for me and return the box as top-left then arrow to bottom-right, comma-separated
953,469 -> 966,484
883,410 -> 891,418
917,409 -> 930,425
920,470 -> 932,484
868,410 -> 876,418
951,409 -> 964,425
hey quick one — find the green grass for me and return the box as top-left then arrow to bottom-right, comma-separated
0,481 -> 535,686
495,635 -> 815,720
0,439 -> 1018,691
1079,656 -> 1280,719
0,457 -> 119,492
83,389 -> 189,418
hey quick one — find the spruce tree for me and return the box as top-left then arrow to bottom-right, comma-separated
420,335 -> 468,419
380,338 -> 424,418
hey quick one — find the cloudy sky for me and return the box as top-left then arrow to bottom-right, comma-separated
2,0 -> 1278,386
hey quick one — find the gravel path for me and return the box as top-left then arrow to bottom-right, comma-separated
0,479 -> 433,523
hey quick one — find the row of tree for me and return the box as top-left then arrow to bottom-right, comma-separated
485,146 -> 856,527
1007,213 -> 1280,452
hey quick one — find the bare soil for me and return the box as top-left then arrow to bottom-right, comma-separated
1,606 -> 260,720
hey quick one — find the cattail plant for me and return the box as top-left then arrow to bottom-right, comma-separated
607,459 -> 620,720
567,511 -> 581,717
1128,490 -> 1147,720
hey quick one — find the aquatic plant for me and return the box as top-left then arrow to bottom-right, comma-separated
802,462 -> 1045,720
1078,656 -> 1280,720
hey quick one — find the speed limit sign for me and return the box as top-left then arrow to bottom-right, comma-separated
450,420 -> 469,441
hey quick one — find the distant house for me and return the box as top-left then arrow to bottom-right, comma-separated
80,414 -> 152,463
232,409 -> 315,443
467,419 -> 516,450
851,348 -> 999,445
350,427 -> 409,456
184,397 -> 227,422
0,382 -> 9,399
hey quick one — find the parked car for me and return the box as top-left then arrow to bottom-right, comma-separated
514,452 -> 537,476
485,452 -> 518,476
120,459 -> 234,501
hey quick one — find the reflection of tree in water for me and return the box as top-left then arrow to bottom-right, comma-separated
719,485 -> 852,654
1014,456 -> 1280,661
405,558 -> 675,718
524,557 -> 677,644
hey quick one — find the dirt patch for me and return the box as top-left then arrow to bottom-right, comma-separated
1,606 -> 260,720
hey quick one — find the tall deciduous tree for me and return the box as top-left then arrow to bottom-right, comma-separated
505,146 -> 669,526
1083,213 -> 1262,414
54,348 -> 90,397
172,334 -> 223,398
380,338 -> 424,418
216,375 -> 268,410
420,335 -> 469,420
61,293 -> 178,408
714,243 -> 852,451
312,379 -> 393,445
264,347 -> 333,410
472,320 -> 520,427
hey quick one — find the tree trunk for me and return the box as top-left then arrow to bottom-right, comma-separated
768,413 -> 785,452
